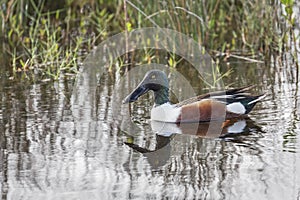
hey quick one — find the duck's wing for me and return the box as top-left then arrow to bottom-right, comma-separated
175,85 -> 256,107
176,85 -> 266,114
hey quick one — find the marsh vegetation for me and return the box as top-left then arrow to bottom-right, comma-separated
0,0 -> 298,80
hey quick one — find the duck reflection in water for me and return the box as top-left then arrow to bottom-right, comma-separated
124,118 -> 263,168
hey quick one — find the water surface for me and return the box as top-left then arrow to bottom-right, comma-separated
0,55 -> 300,200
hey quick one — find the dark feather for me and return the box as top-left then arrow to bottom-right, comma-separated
175,86 -> 264,113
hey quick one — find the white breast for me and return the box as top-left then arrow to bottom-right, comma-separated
150,120 -> 182,136
151,103 -> 181,123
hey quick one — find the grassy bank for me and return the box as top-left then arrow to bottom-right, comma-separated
0,0 -> 297,80
1,0 -> 122,80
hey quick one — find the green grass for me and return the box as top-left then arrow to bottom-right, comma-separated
1,0 -> 119,80
0,0 -> 298,81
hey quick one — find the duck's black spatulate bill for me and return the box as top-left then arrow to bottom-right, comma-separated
122,85 -> 149,104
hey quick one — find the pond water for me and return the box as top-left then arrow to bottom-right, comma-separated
1,50 -> 300,200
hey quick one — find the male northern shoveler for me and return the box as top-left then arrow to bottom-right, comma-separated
123,70 -> 265,123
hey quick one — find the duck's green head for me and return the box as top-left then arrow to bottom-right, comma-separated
122,70 -> 169,106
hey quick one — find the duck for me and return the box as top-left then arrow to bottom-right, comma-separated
123,70 -> 266,123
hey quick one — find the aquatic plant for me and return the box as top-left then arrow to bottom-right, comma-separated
0,0 -> 298,80
1,0 -> 118,80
